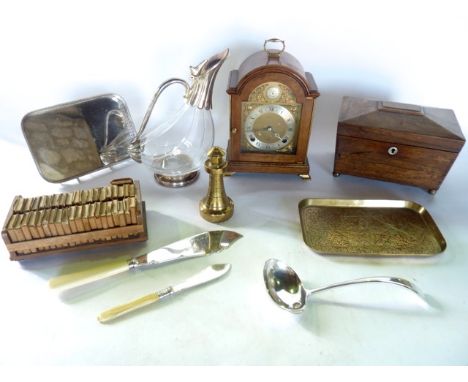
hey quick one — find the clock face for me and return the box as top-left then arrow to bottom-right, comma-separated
241,82 -> 301,154
244,105 -> 295,151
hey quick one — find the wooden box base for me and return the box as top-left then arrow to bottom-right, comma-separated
333,135 -> 458,194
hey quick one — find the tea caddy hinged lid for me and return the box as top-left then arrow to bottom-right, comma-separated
337,96 -> 465,152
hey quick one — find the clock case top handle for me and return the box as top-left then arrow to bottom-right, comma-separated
264,38 -> 285,59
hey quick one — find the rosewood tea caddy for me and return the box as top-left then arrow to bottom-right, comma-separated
333,97 -> 465,193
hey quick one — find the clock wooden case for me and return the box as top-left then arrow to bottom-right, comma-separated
226,39 -> 319,178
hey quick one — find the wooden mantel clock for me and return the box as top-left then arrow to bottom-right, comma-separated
226,38 -> 319,178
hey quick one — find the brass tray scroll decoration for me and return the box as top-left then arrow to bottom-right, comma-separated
298,199 -> 446,257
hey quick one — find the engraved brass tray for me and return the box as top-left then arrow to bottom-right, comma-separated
298,199 -> 446,257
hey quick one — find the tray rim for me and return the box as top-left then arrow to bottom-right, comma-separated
298,198 -> 447,257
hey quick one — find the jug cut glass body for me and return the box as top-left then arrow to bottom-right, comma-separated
128,49 -> 229,187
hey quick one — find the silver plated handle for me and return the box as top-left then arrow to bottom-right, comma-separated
308,276 -> 421,298
127,78 -> 190,162
135,78 -> 190,140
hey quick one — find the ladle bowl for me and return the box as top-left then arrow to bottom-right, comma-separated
263,258 -> 424,313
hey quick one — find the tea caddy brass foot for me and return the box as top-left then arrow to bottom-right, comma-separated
200,147 -> 234,223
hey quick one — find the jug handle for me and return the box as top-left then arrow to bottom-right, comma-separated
103,109 -> 127,147
134,78 -> 190,140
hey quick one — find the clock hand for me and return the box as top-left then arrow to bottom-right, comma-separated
273,132 -> 283,140
257,126 -> 284,140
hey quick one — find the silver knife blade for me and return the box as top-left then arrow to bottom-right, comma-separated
141,230 -> 242,267
171,263 -> 231,294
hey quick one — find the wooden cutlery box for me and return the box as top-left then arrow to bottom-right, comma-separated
333,96 -> 465,193
2,178 -> 147,260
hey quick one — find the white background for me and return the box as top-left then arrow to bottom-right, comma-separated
1,0 -> 468,372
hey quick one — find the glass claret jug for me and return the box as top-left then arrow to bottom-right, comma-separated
127,49 -> 229,187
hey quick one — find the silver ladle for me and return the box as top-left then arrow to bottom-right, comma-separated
263,258 -> 425,313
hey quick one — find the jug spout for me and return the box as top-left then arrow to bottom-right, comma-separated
186,48 -> 229,110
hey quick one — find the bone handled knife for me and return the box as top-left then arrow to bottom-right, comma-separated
49,230 -> 242,291
98,263 -> 231,323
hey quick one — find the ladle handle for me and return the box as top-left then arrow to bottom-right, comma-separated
134,78 -> 190,140
308,276 -> 421,297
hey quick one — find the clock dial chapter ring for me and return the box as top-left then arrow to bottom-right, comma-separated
244,104 -> 296,151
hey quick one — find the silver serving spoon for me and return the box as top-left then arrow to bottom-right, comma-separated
263,258 -> 425,313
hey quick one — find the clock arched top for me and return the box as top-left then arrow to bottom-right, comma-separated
228,67 -> 319,99
239,50 -> 305,79
227,49 -> 319,97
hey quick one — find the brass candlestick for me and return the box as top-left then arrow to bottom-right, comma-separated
200,147 -> 234,223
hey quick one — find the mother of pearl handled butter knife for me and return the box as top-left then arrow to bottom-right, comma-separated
98,263 -> 231,323
49,230 -> 241,291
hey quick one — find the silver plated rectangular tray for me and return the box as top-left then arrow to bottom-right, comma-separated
298,199 -> 446,257
22,94 -> 135,183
